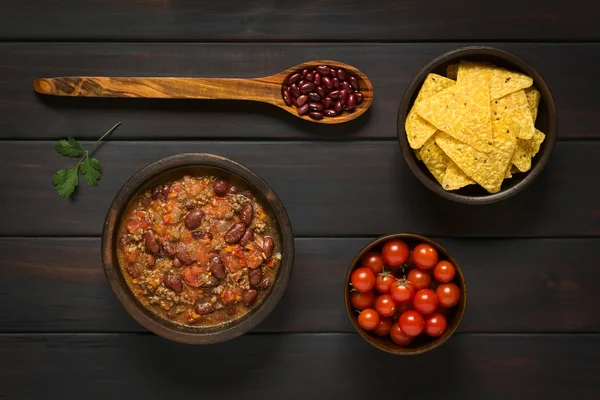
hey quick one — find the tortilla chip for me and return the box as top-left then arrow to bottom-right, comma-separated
446,63 -> 459,80
406,74 -> 456,149
511,129 -> 546,172
415,84 -> 494,153
419,135 -> 449,185
492,90 -> 535,139
442,160 -> 475,190
525,87 -> 541,123
489,67 -> 533,100
415,149 -> 422,161
504,165 -> 513,179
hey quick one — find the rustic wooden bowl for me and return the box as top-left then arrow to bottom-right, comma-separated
397,46 -> 558,204
344,233 -> 466,355
101,153 -> 294,344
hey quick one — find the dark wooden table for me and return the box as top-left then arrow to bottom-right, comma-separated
1,1 -> 600,398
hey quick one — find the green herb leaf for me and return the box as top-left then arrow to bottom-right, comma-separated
81,155 -> 101,186
55,137 -> 83,158
53,167 -> 79,198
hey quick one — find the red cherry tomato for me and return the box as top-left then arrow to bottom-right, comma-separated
350,290 -> 374,310
375,273 -> 395,294
389,280 -> 415,303
407,268 -> 432,290
436,283 -> 461,308
390,322 -> 414,345
433,260 -> 456,283
381,240 -> 410,267
374,294 -> 397,317
412,288 -> 438,315
357,308 -> 380,331
425,313 -> 448,337
412,243 -> 438,270
360,252 -> 384,274
399,310 -> 425,337
373,317 -> 393,337
351,267 -> 376,292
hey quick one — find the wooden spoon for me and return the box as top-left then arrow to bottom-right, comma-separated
33,60 -> 373,124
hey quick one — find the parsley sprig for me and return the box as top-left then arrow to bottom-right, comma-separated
53,122 -> 121,198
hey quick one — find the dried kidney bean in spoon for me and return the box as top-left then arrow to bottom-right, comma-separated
282,65 -> 363,120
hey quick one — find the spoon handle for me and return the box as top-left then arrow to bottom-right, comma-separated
33,76 -> 281,103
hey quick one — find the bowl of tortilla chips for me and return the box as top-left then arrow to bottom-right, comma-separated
397,46 -> 557,204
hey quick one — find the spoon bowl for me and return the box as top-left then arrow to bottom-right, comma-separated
33,60 -> 373,124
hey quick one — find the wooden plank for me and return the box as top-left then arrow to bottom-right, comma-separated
1,141 -> 599,237
1,237 -> 597,333
1,333 -> 598,399
1,1 -> 599,41
0,43 -> 597,140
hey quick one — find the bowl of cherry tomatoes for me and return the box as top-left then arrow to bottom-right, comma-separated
344,233 -> 466,355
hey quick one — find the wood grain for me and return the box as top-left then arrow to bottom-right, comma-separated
0,43 -> 597,139
1,237 -> 597,333
1,333 -> 598,399
1,141 -> 599,237
1,0 -> 598,41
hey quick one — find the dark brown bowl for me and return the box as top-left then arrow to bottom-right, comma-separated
397,46 -> 557,204
101,153 -> 294,344
344,234 -> 466,355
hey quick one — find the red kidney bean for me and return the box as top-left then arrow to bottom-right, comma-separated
311,69 -> 318,75
302,68 -> 309,76
162,241 -> 175,257
349,75 -> 360,90
306,73 -> 314,82
239,227 -> 255,247
263,236 -> 274,259
309,102 -> 324,112
346,93 -> 357,111
224,222 -> 246,244
192,230 -> 210,240
316,65 -> 331,76
209,255 -> 227,279
289,84 -> 300,97
298,79 -> 306,88
150,186 -> 162,200
288,73 -> 302,85
339,89 -> 347,105
307,92 -> 321,102
172,257 -> 182,268
161,184 -> 171,199
309,111 -> 323,120
355,91 -> 364,105
249,269 -> 263,288
228,185 -> 238,194
342,81 -> 353,94
240,203 -> 253,225
337,68 -> 347,81
324,109 -> 339,117
143,230 -> 160,255
282,89 -> 293,106
260,277 -> 271,290
332,77 -> 340,89
163,274 -> 183,293
298,103 -> 309,115
242,290 -> 258,307
196,303 -> 215,315
295,95 -> 308,107
299,82 -> 315,94
334,101 -> 343,113
329,90 -> 340,99
184,209 -> 204,230
322,97 -> 333,109
330,69 -> 337,78
213,178 -> 230,196
241,190 -> 255,199
322,76 -> 333,89
314,73 -> 321,85
176,245 -> 194,265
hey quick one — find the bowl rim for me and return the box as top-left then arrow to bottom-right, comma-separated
344,233 -> 467,355
101,153 -> 294,344
397,45 -> 558,204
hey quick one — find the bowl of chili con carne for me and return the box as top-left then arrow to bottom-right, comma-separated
101,153 -> 294,344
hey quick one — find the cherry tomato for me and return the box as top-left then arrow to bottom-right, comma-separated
373,317 -> 392,337
407,268 -> 432,290
360,252 -> 384,274
350,290 -> 374,310
374,294 -> 397,317
351,267 -> 376,292
433,260 -> 456,283
412,288 -> 438,315
425,313 -> 448,337
389,280 -> 415,303
381,239 -> 410,267
399,310 -> 425,337
412,243 -> 438,270
357,308 -> 380,331
375,273 -> 395,294
436,283 -> 461,308
390,322 -> 414,345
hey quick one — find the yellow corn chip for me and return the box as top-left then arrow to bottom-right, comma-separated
505,165 -> 513,179
492,90 -> 535,139
442,160 -> 475,190
489,67 -> 533,100
511,129 -> 546,172
415,84 -> 494,153
419,135 -> 449,185
525,87 -> 541,123
406,74 -> 456,149
415,149 -> 422,161
446,63 -> 458,80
